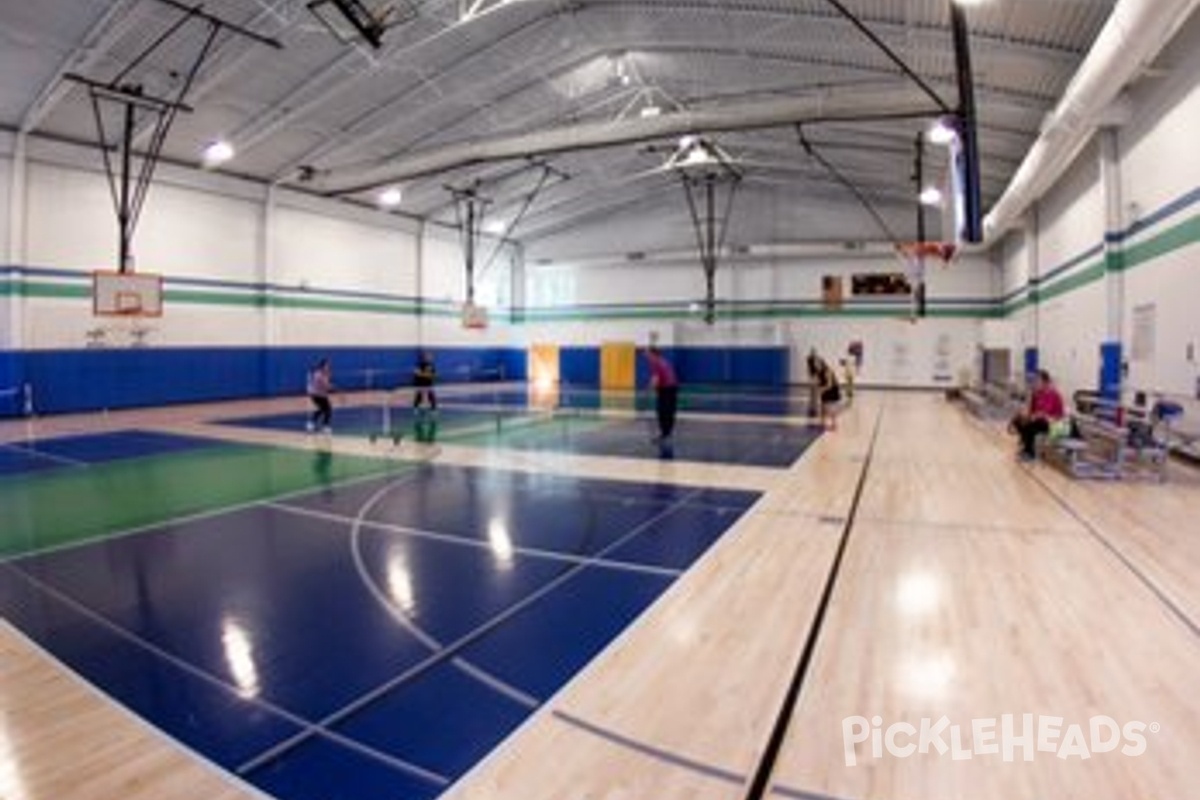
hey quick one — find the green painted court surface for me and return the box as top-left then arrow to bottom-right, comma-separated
0,444 -> 407,558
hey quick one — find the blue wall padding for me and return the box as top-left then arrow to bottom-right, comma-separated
1099,341 -> 1122,401
1023,347 -> 1039,379
12,347 -> 526,415
560,346 -> 789,388
0,351 -> 24,417
560,347 -> 601,385
671,347 -> 790,386
6,344 -> 791,416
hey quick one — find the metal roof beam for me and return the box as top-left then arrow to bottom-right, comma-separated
18,0 -> 145,133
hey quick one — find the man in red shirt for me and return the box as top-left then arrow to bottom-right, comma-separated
1013,369 -> 1065,461
645,345 -> 679,442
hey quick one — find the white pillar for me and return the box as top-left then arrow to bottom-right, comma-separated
259,183 -> 278,350
1099,127 -> 1124,343
5,132 -> 28,355
415,219 -> 426,347
1028,202 -> 1041,353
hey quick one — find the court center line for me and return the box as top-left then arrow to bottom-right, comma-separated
344,473 -> 542,709
0,561 -> 451,788
236,488 -> 703,777
267,500 -> 686,579
743,405 -> 885,800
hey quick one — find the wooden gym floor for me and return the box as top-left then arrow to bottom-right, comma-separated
1,388 -> 1197,800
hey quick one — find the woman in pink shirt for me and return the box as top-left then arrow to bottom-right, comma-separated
1012,369 -> 1065,461
645,345 -> 679,442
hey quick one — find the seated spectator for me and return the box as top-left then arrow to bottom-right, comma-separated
1010,369 -> 1065,461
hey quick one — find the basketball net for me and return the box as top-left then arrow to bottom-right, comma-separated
893,242 -> 958,321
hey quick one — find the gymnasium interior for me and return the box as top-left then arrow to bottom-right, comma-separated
1,1 -> 1198,799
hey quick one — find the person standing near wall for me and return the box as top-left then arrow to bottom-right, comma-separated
806,348 -> 822,417
644,344 -> 679,443
839,357 -> 855,402
816,356 -> 843,431
306,358 -> 334,434
413,351 -> 438,412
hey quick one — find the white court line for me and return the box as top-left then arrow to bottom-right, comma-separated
0,439 -> 91,467
0,561 -> 451,787
0,460 -> 416,566
236,488 -> 702,776
343,474 -> 543,710
268,500 -> 686,579
2,620 -> 282,800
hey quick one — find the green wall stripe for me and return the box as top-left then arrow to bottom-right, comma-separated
1005,211 -> 1200,319
1119,213 -> 1200,272
10,209 -> 1199,325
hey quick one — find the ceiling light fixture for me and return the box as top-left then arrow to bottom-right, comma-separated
920,186 -> 944,206
201,139 -> 234,167
928,118 -> 958,146
377,186 -> 403,208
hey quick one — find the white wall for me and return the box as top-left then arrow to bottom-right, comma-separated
995,10 -> 1200,401
1116,12 -> 1200,397
522,250 -> 996,387
0,145 -> 12,263
0,146 -> 13,351
3,136 -> 514,353
416,227 -> 515,347
271,205 -> 415,294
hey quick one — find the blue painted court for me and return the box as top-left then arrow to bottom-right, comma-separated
218,394 -> 822,467
441,385 -> 814,417
0,429 -> 757,800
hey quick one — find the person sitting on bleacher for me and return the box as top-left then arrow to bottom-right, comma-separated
1010,369 -> 1065,462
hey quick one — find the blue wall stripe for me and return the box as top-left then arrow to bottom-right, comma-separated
1119,184 -> 1200,242
1004,182 -> 1200,309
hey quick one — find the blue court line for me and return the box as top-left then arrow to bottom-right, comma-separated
552,710 -> 745,784
0,560 -> 451,788
772,786 -> 855,800
236,489 -> 702,777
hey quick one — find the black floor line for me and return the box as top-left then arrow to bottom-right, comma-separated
742,408 -> 885,800
1023,465 -> 1200,640
961,406 -> 1198,638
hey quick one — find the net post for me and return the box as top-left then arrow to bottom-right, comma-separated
23,383 -> 34,417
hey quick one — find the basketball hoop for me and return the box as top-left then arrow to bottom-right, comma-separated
93,271 -> 163,317
462,302 -> 489,330
895,241 -> 958,267
892,242 -> 956,322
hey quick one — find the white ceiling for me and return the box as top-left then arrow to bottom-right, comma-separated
0,0 -> 1120,255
